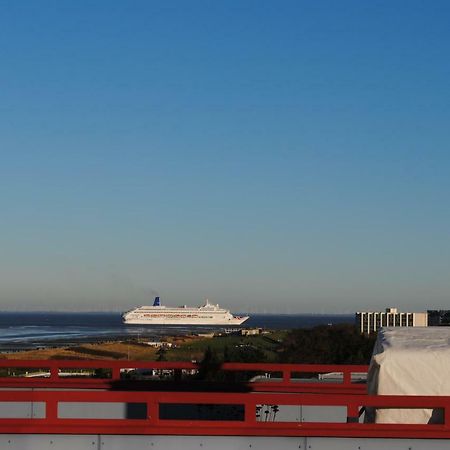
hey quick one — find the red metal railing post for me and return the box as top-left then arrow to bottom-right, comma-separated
342,369 -> 351,387
46,399 -> 58,421
112,367 -> 121,381
346,400 -> 360,423
245,398 -> 256,425
49,366 -> 59,381
445,402 -> 450,429
147,394 -> 159,426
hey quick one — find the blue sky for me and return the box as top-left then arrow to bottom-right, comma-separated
1,1 -> 449,312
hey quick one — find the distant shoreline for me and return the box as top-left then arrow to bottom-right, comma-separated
0,329 -> 290,362
0,312 -> 354,352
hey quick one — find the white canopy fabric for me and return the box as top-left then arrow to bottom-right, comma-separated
366,327 -> 450,424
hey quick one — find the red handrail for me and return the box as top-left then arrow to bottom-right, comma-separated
0,388 -> 447,438
0,360 -> 449,439
0,359 -> 368,392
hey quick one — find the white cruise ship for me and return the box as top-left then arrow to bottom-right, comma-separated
122,297 -> 249,326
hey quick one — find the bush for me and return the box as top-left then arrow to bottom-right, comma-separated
279,324 -> 376,365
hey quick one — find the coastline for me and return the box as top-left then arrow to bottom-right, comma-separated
0,329 -> 288,362
0,312 -> 354,352
0,312 -> 354,361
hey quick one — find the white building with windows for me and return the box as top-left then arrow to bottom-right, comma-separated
355,307 -> 428,334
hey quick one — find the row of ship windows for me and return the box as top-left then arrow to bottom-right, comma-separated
140,309 -> 223,314
138,314 -> 215,319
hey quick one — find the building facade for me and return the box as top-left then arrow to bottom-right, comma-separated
427,310 -> 450,326
355,307 -> 428,334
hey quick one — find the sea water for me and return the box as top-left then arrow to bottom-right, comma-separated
0,312 -> 354,350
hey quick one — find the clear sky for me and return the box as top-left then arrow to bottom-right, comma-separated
1,1 -> 449,312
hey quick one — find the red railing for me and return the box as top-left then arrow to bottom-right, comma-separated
0,360 -> 449,439
0,360 -> 450,439
0,360 -> 368,393
0,388 -> 449,438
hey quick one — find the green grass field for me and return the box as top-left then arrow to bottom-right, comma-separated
165,331 -> 288,362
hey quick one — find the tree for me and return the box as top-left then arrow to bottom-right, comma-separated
156,346 -> 167,362
279,324 -> 376,365
196,346 -> 223,381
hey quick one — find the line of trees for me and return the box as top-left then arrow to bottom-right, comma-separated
196,324 -> 376,380
278,324 -> 376,364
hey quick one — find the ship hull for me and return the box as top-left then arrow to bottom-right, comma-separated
123,316 -> 249,326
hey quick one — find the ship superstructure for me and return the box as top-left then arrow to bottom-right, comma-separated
122,297 -> 249,325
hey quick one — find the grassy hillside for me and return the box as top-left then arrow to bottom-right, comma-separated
0,325 -> 374,366
0,330 -> 288,362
